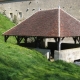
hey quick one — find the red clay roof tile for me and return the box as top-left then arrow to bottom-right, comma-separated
3,8 -> 80,37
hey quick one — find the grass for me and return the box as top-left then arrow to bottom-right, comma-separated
0,13 -> 80,80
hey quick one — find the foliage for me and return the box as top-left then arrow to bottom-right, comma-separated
0,13 -> 80,80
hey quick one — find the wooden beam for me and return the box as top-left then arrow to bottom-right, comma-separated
61,37 -> 65,40
54,37 -> 58,42
76,37 -> 80,44
73,37 -> 77,44
54,37 -> 64,43
24,37 -> 27,44
15,36 -> 23,44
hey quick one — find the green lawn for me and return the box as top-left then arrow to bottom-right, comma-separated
0,13 -> 80,80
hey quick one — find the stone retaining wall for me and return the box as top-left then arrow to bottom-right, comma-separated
54,48 -> 80,62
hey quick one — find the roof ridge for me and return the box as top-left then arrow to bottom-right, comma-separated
58,6 -> 60,37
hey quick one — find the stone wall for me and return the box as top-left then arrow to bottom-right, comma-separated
54,48 -> 80,62
0,0 -> 80,23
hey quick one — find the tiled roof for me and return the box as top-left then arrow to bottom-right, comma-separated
3,8 -> 80,37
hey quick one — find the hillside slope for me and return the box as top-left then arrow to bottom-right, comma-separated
0,13 -> 80,80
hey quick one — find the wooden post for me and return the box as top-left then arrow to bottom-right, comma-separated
78,37 -> 80,44
24,37 -> 27,44
4,35 -> 9,42
35,37 -> 42,48
57,37 -> 61,51
17,36 -> 20,44
54,37 -> 58,42
73,37 -> 77,44
36,37 -> 39,48
35,37 -> 38,48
